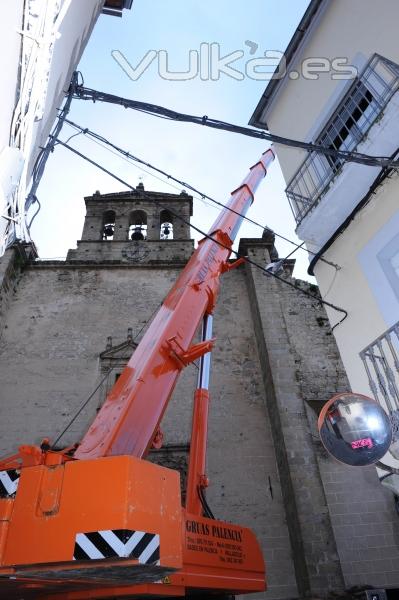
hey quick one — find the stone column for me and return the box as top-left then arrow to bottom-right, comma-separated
81,210 -> 104,241
242,237 -> 345,598
113,211 -> 130,241
146,210 -> 160,241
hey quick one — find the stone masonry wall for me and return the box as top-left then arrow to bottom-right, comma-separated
0,256 -> 296,600
244,240 -> 399,595
1,233 -> 398,598
0,244 -> 36,337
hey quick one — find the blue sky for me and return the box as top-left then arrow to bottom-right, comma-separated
31,0 -> 312,279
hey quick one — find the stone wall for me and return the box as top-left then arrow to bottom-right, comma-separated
67,239 -> 194,264
0,233 -> 398,598
243,237 -> 399,596
0,255 -> 296,599
0,243 -> 36,336
81,188 -> 192,242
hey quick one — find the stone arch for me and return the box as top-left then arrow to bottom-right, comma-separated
160,209 -> 174,240
102,210 -> 116,240
128,210 -> 147,240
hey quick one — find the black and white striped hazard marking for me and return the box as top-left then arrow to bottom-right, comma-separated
0,469 -> 20,498
73,529 -> 160,565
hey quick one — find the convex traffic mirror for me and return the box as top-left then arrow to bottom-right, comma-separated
318,393 -> 392,467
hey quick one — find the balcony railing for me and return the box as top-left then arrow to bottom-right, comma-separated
286,54 -> 399,225
360,321 -> 399,440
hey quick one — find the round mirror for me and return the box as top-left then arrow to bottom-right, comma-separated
318,393 -> 392,466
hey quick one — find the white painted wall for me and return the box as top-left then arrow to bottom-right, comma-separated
313,182 -> 399,392
0,1 -> 24,152
258,0 -> 399,467
26,0 -> 103,178
296,92 -> 399,252
0,1 -> 25,244
0,0 -> 103,250
264,0 -> 399,182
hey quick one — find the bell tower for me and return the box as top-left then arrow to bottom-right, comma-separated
67,184 -> 194,264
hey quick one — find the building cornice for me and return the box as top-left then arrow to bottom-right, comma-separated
249,0 -> 329,130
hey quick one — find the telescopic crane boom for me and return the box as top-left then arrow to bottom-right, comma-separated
0,148 -> 275,600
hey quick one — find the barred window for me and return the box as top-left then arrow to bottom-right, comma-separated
286,54 -> 399,224
319,83 -> 375,172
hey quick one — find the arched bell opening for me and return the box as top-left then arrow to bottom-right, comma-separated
128,210 -> 147,241
102,210 -> 116,240
160,210 -> 174,240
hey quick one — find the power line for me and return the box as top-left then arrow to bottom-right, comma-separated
53,137 -> 348,329
53,137 -> 135,188
161,201 -> 348,330
51,368 -> 113,449
60,117 -> 339,269
51,301 -> 162,449
26,71 -> 80,230
73,84 -> 399,169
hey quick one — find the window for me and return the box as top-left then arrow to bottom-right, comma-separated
160,210 -> 174,240
319,83 -> 376,173
102,210 -> 115,240
286,54 -> 399,224
128,210 -> 147,240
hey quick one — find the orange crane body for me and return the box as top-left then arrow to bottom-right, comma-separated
0,149 -> 274,599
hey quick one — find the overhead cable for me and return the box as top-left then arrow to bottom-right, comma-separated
308,147 -> 399,275
51,300 -> 162,449
54,137 -> 348,329
26,71 -> 81,230
72,84 -> 399,169
60,117 -> 339,269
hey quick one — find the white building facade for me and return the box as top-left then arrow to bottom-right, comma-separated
0,0 -> 132,254
250,0 -> 399,470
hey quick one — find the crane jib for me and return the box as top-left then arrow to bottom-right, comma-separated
74,148 -> 275,460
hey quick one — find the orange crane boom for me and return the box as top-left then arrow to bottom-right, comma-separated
0,148 -> 275,600
75,149 -> 275,461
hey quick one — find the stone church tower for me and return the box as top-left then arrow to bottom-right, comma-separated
0,187 -> 398,599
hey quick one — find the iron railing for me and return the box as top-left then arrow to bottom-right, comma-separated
286,54 -> 399,225
360,321 -> 399,439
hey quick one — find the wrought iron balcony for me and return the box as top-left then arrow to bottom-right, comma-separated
286,54 -> 399,225
360,321 -> 399,440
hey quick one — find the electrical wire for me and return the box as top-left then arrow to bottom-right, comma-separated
51,300 -> 163,449
283,241 -> 305,261
26,71 -> 79,233
169,203 -> 348,330
72,84 -> 399,169
64,128 -> 88,145
60,117 -> 339,270
53,138 -> 348,329
307,147 -> 399,276
376,461 -> 399,475
27,196 -> 41,230
53,137 -> 136,189
51,368 -> 114,449
198,485 -> 215,519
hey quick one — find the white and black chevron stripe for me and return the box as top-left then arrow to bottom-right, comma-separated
0,469 -> 20,498
73,529 -> 160,565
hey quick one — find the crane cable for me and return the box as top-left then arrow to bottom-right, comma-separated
52,136 -> 348,330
